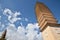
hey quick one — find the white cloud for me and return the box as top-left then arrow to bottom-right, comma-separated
7,23 -> 16,31
6,23 -> 42,40
26,23 -> 40,40
5,22 -> 42,40
0,8 -> 42,40
3,8 -> 13,16
3,8 -> 21,23
14,12 -> 21,17
8,16 -> 21,23
0,23 -> 42,40
26,23 -> 39,31
37,33 -> 43,40
6,23 -> 28,40
17,26 -> 26,34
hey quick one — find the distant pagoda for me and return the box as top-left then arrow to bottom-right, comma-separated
0,30 -> 7,40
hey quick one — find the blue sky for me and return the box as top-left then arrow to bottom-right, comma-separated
0,0 -> 60,25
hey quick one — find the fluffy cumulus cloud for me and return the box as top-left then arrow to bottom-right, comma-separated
3,8 -> 21,23
0,8 -> 42,40
26,23 -> 39,40
5,23 -> 42,40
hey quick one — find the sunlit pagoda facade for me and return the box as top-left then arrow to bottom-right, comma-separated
35,2 -> 60,40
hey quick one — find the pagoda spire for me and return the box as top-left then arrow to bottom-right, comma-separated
0,30 -> 7,40
35,2 -> 57,31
